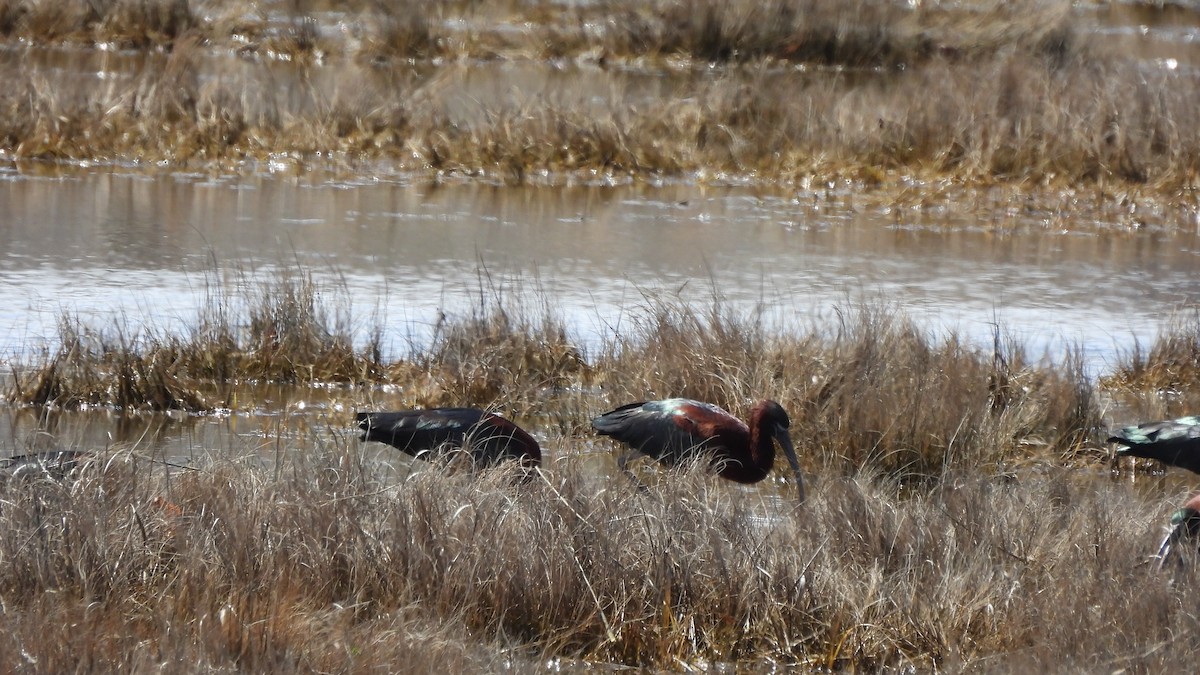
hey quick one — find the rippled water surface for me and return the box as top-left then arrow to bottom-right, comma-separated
3,169 -> 1199,369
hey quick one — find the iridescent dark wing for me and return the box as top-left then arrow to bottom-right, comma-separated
357,408 -> 540,467
592,398 -> 745,465
1110,416 -> 1200,474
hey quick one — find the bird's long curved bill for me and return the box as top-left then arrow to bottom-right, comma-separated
776,429 -> 805,503
1156,525 -> 1187,571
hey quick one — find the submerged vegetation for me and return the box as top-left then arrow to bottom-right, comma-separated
0,0 -> 1198,198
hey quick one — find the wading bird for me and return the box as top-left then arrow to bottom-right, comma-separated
1,450 -> 192,483
0,450 -> 95,482
1109,416 -> 1200,568
1108,416 -> 1200,473
1155,493 -> 1200,570
356,408 -> 541,470
592,398 -> 804,500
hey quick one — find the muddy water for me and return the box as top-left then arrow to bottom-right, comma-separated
3,169 -> 1199,365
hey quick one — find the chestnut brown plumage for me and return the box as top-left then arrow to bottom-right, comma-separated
592,398 -> 804,500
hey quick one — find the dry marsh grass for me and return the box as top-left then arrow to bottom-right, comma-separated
5,46 -> 1196,191
592,296 -> 1102,478
0,0 -> 192,48
0,1 -> 1197,194
592,0 -> 1076,66
3,288 -> 1200,669
8,272 -> 382,411
0,440 -> 1199,671
0,0 -> 1075,65
1103,310 -> 1200,418
407,302 -> 588,417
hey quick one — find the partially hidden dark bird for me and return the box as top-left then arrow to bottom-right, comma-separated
0,450 -> 95,482
1156,493 -> 1200,570
356,408 -> 541,470
592,398 -> 804,500
1109,416 -> 1200,569
1108,416 -> 1200,474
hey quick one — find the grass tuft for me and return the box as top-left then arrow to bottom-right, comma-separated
1107,310 -> 1200,393
1102,310 -> 1200,421
8,271 -> 383,411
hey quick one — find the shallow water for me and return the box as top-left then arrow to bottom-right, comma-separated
1083,2 -> 1200,70
3,169 -> 1199,372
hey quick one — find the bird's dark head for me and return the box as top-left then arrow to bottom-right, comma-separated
754,400 -> 803,502
755,399 -> 791,430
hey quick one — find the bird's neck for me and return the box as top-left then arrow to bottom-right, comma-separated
748,403 -> 777,468
717,411 -> 774,484
749,418 -> 776,473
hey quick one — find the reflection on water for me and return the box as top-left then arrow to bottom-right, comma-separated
3,169 -> 1199,377
0,384 -> 351,459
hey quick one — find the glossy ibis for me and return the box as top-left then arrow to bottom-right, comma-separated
0,450 -> 193,483
1109,416 -> 1200,569
0,450 -> 95,482
1155,492 -> 1200,570
1108,416 -> 1200,474
356,408 -> 541,470
592,398 -> 804,500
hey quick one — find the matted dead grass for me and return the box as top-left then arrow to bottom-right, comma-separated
0,439 -> 1197,671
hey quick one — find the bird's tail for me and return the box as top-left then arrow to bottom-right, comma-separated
591,402 -> 643,436
355,412 -> 374,442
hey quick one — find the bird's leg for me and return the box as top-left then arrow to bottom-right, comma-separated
617,452 -> 651,494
